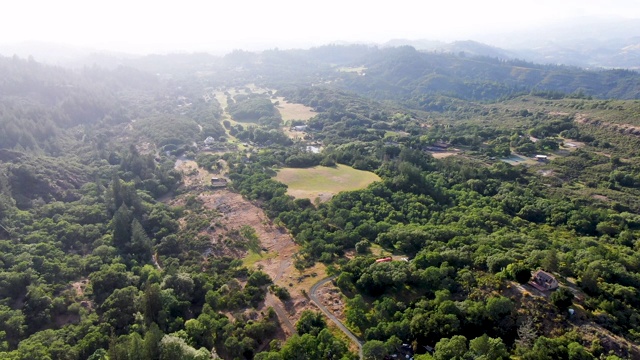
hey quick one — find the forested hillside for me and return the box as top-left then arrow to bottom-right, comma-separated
1,45 -> 640,360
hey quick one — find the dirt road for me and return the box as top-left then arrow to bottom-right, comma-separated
265,257 -> 295,335
310,276 -> 363,359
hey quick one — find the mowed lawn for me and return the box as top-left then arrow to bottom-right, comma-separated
275,164 -> 380,202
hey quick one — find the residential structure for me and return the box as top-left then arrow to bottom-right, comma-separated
531,269 -> 559,291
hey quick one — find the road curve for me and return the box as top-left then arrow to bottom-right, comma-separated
310,276 -> 364,360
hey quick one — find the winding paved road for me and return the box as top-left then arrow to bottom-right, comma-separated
310,276 -> 364,360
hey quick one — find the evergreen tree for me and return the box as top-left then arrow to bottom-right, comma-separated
144,323 -> 164,360
112,204 -> 132,251
130,219 -> 152,263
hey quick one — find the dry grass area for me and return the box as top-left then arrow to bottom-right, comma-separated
275,165 -> 381,203
430,151 -> 460,159
174,158 -> 216,188
273,97 -> 316,122
280,262 -> 329,315
282,127 -> 307,140
575,113 -> 640,136
337,66 -> 367,75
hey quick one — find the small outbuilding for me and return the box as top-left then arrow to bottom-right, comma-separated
535,155 -> 549,161
210,177 -> 228,188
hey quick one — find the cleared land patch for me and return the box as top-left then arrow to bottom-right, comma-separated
275,164 -> 380,202
430,151 -> 459,159
273,97 -> 316,122
337,66 -> 367,75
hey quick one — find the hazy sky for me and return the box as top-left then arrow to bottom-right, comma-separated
1,0 -> 639,53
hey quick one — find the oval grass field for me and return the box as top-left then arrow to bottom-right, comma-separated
275,164 -> 381,202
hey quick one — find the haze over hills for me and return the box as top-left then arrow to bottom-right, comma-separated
382,17 -> 640,69
1,16 -> 639,70
5,7 -> 640,359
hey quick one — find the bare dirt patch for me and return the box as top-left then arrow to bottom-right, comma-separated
430,151 -> 460,159
315,282 -> 346,322
592,194 -> 610,202
71,279 -> 89,297
198,190 -> 297,279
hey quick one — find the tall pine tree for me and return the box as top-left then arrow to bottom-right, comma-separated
112,204 -> 132,251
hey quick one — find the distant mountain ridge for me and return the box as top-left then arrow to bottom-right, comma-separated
383,39 -> 514,59
337,46 -> 640,101
381,17 -> 640,69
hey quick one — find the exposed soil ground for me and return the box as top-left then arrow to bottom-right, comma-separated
575,113 -> 640,137
71,279 -> 89,297
315,281 -> 346,322
198,190 -> 296,281
592,194 -> 610,202
171,155 -> 327,337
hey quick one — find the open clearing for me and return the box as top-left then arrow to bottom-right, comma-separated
501,154 -> 529,165
273,97 -> 316,122
282,127 -> 307,140
337,66 -> 367,75
275,164 -> 381,202
430,151 -> 460,159
174,158 -> 216,187
501,153 -> 542,166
